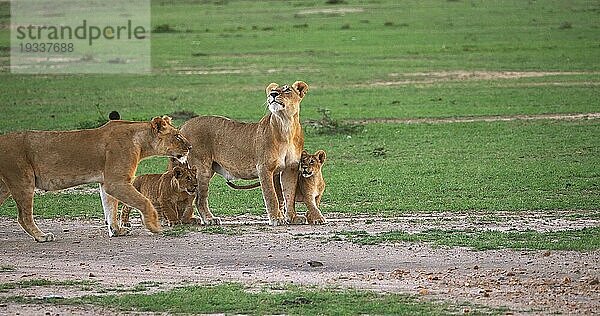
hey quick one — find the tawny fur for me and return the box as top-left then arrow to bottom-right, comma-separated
178,81 -> 309,226
0,116 -> 191,242
120,163 -> 199,227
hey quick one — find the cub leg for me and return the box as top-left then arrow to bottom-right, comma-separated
120,204 -> 132,228
281,165 -> 306,225
103,182 -> 162,234
7,175 -> 54,242
100,184 -> 131,236
259,168 -> 285,226
181,199 -> 202,225
194,166 -> 221,225
160,201 -> 180,226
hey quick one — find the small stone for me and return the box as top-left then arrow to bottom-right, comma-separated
543,251 -> 551,257
88,272 -> 96,277
418,288 -> 429,295
307,261 -> 323,267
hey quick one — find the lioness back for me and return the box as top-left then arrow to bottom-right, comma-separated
180,116 -> 260,180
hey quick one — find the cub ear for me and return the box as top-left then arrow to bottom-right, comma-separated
191,165 -> 198,174
162,115 -> 173,125
173,166 -> 183,178
315,150 -> 326,164
301,149 -> 309,159
266,83 -> 278,95
292,81 -> 309,98
151,116 -> 168,134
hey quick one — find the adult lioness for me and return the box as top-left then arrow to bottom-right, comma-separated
226,149 -> 327,225
120,161 -> 199,227
0,116 -> 191,242
179,81 -> 309,226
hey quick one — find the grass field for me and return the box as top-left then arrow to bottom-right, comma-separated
0,0 -> 598,313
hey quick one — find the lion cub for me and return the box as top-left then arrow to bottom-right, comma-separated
121,161 -> 199,227
226,149 -> 327,224
294,150 -> 327,224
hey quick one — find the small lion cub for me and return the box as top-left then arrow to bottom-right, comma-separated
120,161 -> 199,227
295,150 -> 327,225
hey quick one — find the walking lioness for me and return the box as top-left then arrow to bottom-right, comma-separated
179,81 -> 309,226
0,116 -> 191,242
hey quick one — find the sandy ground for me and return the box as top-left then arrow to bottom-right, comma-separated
0,212 -> 599,315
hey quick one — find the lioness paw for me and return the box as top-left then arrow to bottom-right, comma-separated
35,232 -> 55,243
203,217 -> 222,226
269,217 -> 287,226
308,216 -> 326,225
109,226 -> 132,237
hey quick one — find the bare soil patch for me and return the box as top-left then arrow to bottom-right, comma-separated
1,212 -> 598,315
369,71 -> 600,86
351,112 -> 600,125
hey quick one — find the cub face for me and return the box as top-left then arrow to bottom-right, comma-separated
171,163 -> 198,195
300,150 -> 326,178
265,81 -> 309,117
151,116 -> 192,162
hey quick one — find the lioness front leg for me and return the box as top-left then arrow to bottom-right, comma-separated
259,168 -> 286,226
281,165 -> 306,225
103,183 -> 162,234
100,184 -> 131,237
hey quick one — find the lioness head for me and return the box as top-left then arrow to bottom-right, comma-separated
300,149 -> 326,178
151,116 -> 192,162
170,162 -> 198,195
265,81 -> 309,117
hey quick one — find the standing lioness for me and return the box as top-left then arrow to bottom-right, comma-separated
179,81 -> 308,225
0,116 -> 191,242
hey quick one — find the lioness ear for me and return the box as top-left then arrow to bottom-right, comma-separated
292,81 -> 309,98
151,116 -> 168,134
266,83 -> 278,95
316,150 -> 326,164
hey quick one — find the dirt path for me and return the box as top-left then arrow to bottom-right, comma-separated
1,212 -> 598,315
350,112 -> 600,125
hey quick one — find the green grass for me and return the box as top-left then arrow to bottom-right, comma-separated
5,283 -> 495,315
334,227 -> 600,251
1,0 -> 599,133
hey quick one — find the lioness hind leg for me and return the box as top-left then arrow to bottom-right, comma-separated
9,179 -> 54,242
194,167 -> 221,225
